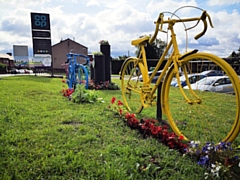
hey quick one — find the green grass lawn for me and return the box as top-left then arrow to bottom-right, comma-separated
0,75 -> 238,179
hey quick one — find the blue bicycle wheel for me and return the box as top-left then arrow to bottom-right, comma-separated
67,63 -> 75,89
77,65 -> 89,89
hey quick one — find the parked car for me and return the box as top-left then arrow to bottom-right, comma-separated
18,69 -> 25,74
132,70 -> 162,83
183,76 -> 235,94
24,69 -> 33,74
171,70 -> 224,87
200,70 -> 224,76
171,73 -> 206,87
10,69 -> 20,74
150,70 -> 163,83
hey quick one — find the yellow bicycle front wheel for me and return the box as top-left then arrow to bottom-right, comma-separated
162,52 -> 240,143
120,57 -> 146,113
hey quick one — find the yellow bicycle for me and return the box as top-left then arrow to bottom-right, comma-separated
120,6 -> 240,143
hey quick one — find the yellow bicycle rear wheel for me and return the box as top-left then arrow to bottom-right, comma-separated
120,57 -> 145,113
162,52 -> 240,143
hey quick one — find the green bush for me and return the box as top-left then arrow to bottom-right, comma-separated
71,84 -> 99,103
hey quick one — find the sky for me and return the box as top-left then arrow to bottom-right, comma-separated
0,0 -> 240,58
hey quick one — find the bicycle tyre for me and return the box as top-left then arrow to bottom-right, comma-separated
120,57 -> 146,113
162,52 -> 240,143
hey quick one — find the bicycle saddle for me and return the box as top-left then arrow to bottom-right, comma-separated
131,36 -> 150,46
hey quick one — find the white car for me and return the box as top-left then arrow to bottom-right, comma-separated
18,69 -> 25,74
183,76 -> 235,94
171,73 -> 207,87
200,70 -> 223,76
24,69 -> 33,74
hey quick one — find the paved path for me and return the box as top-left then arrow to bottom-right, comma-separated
0,73 -> 121,79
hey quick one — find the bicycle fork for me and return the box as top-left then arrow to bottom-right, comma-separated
173,57 -> 202,105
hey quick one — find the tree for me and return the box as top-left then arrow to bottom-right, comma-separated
112,55 -> 128,61
118,55 -> 129,60
135,35 -> 167,59
229,47 -> 240,58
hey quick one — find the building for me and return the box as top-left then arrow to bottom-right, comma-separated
51,38 -> 88,71
0,53 -> 14,73
224,57 -> 240,75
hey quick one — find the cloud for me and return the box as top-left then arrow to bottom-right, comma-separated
0,0 -> 52,9
147,0 -> 198,15
207,0 -> 240,6
192,37 -> 219,47
1,18 -> 30,37
95,0 -> 128,9
65,3 -> 153,55
0,0 -> 239,58
86,0 -> 100,7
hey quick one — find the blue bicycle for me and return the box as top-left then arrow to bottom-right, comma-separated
65,53 -> 90,89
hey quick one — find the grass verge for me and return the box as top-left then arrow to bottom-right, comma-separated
0,75 -> 238,179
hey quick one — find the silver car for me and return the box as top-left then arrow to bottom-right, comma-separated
183,76 -> 235,94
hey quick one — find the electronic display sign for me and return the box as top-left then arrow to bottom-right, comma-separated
31,12 -> 52,56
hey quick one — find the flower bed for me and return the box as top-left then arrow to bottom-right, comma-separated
62,77 -> 120,91
109,97 -> 240,179
88,80 -> 120,90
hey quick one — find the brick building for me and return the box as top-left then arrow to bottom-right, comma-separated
52,38 -> 88,71
0,53 -> 14,73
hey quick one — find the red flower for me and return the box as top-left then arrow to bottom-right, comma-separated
62,79 -> 66,83
62,88 -> 74,97
156,126 -> 162,132
130,113 -> 136,118
117,100 -> 124,106
163,125 -> 168,129
119,109 -> 123,115
111,97 -> 116,104
125,112 -> 131,119
178,135 -> 184,140
141,124 -> 146,130
125,112 -> 135,119
168,142 -> 174,148
151,127 -> 159,135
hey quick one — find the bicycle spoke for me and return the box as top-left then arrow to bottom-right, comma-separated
121,58 -> 144,113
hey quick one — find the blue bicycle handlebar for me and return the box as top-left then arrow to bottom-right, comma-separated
66,53 -> 90,66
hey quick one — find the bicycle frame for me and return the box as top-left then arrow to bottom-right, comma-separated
133,12 -> 212,105
66,53 -> 90,89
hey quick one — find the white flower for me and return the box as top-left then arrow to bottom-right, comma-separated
211,163 -> 216,168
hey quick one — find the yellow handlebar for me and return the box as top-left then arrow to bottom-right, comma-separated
149,13 -> 163,44
195,11 -> 214,40
148,10 -> 214,43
